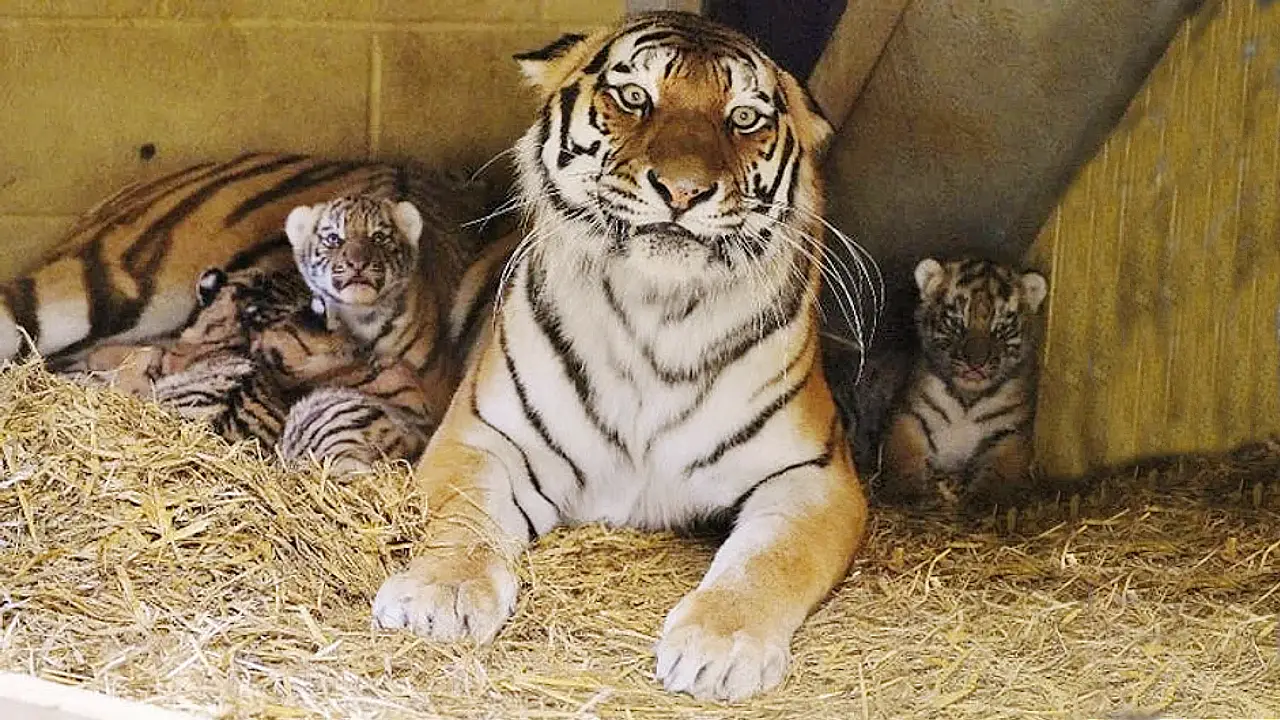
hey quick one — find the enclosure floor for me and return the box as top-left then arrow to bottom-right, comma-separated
1,361 -> 1277,719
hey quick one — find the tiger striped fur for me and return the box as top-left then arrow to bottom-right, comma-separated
369,12 -> 870,702
881,257 -> 1048,508
0,153 -> 497,364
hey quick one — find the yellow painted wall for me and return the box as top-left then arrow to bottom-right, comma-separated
0,0 -> 624,279
1030,0 -> 1280,476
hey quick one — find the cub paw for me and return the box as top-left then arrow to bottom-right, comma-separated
654,590 -> 791,702
372,551 -> 518,644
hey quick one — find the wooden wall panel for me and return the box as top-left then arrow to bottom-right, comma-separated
1031,0 -> 1280,476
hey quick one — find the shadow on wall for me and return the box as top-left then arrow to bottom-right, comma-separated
815,0 -> 1205,345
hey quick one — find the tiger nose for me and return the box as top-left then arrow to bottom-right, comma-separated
646,169 -> 717,213
962,336 -> 991,365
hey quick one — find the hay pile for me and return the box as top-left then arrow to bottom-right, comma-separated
1,359 -> 1277,719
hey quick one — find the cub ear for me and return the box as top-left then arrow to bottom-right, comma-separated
285,204 -> 322,248
390,201 -> 423,248
513,31 -> 602,96
196,268 -> 227,307
913,258 -> 946,296
1021,271 -> 1048,312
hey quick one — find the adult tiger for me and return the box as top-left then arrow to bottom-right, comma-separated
0,154 -> 498,365
370,12 -> 871,702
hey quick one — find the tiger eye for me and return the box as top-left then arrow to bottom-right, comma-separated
616,83 -> 650,112
729,106 -> 763,132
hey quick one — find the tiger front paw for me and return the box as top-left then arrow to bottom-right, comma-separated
654,589 -> 791,702
372,550 -> 518,644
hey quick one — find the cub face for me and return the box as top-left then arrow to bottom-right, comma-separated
913,257 -> 1048,393
285,196 -> 424,307
515,13 -> 832,290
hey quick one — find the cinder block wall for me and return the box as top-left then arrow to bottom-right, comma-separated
0,0 -> 624,280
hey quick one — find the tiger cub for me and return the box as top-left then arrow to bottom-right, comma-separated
880,257 -> 1048,508
65,251 -> 304,445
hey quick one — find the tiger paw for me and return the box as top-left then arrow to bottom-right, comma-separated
654,590 -> 791,702
371,551 -> 518,644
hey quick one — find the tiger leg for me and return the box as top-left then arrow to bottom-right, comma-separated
278,387 -> 431,476
965,430 -> 1033,508
53,343 -> 165,397
370,433 -> 530,643
655,447 -> 868,702
879,411 -> 934,503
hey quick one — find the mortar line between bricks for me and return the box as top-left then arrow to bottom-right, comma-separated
367,33 -> 383,159
0,18 -> 607,32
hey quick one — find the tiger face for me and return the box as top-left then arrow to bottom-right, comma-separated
513,12 -> 832,290
285,196 -> 424,307
913,257 -> 1048,394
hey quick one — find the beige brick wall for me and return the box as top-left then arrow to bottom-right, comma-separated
0,0 -> 625,279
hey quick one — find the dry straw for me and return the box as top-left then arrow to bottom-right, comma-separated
1,359 -> 1277,719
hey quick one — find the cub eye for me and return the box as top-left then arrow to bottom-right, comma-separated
320,233 -> 342,248
729,105 -> 767,133
614,83 -> 651,113
371,231 -> 389,244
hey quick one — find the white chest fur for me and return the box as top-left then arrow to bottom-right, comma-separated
471,249 -> 819,530
916,374 -> 1025,472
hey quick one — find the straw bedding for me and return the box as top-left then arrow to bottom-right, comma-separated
0,359 -> 1277,719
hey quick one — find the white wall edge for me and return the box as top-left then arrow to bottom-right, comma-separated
0,673 -> 207,720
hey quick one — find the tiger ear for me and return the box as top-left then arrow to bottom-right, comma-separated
778,71 -> 833,154
514,31 -> 603,97
914,258 -> 946,297
1020,271 -> 1048,312
390,201 -> 423,248
285,204 -> 322,249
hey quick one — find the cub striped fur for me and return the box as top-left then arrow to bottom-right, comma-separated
881,257 -> 1048,508
369,13 -> 871,703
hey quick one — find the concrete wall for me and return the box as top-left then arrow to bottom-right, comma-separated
0,0 -> 624,279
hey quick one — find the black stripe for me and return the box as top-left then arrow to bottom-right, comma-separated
527,258 -> 627,456
2,277 -> 40,357
471,389 -> 559,519
758,131 -> 796,206
723,414 -> 841,521
224,160 -> 364,226
628,30 -> 680,49
967,423 -> 1028,465
752,328 -> 816,401
909,410 -> 939,454
498,320 -> 586,487
972,401 -> 1024,424
581,40 -> 615,74
513,33 -> 587,62
223,233 -> 291,273
643,378 -> 714,456
94,155 -> 309,340
601,269 -> 807,387
684,371 -> 810,474
511,492 -> 536,542
455,262 -> 503,348
919,390 -> 949,422
82,155 -> 258,232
